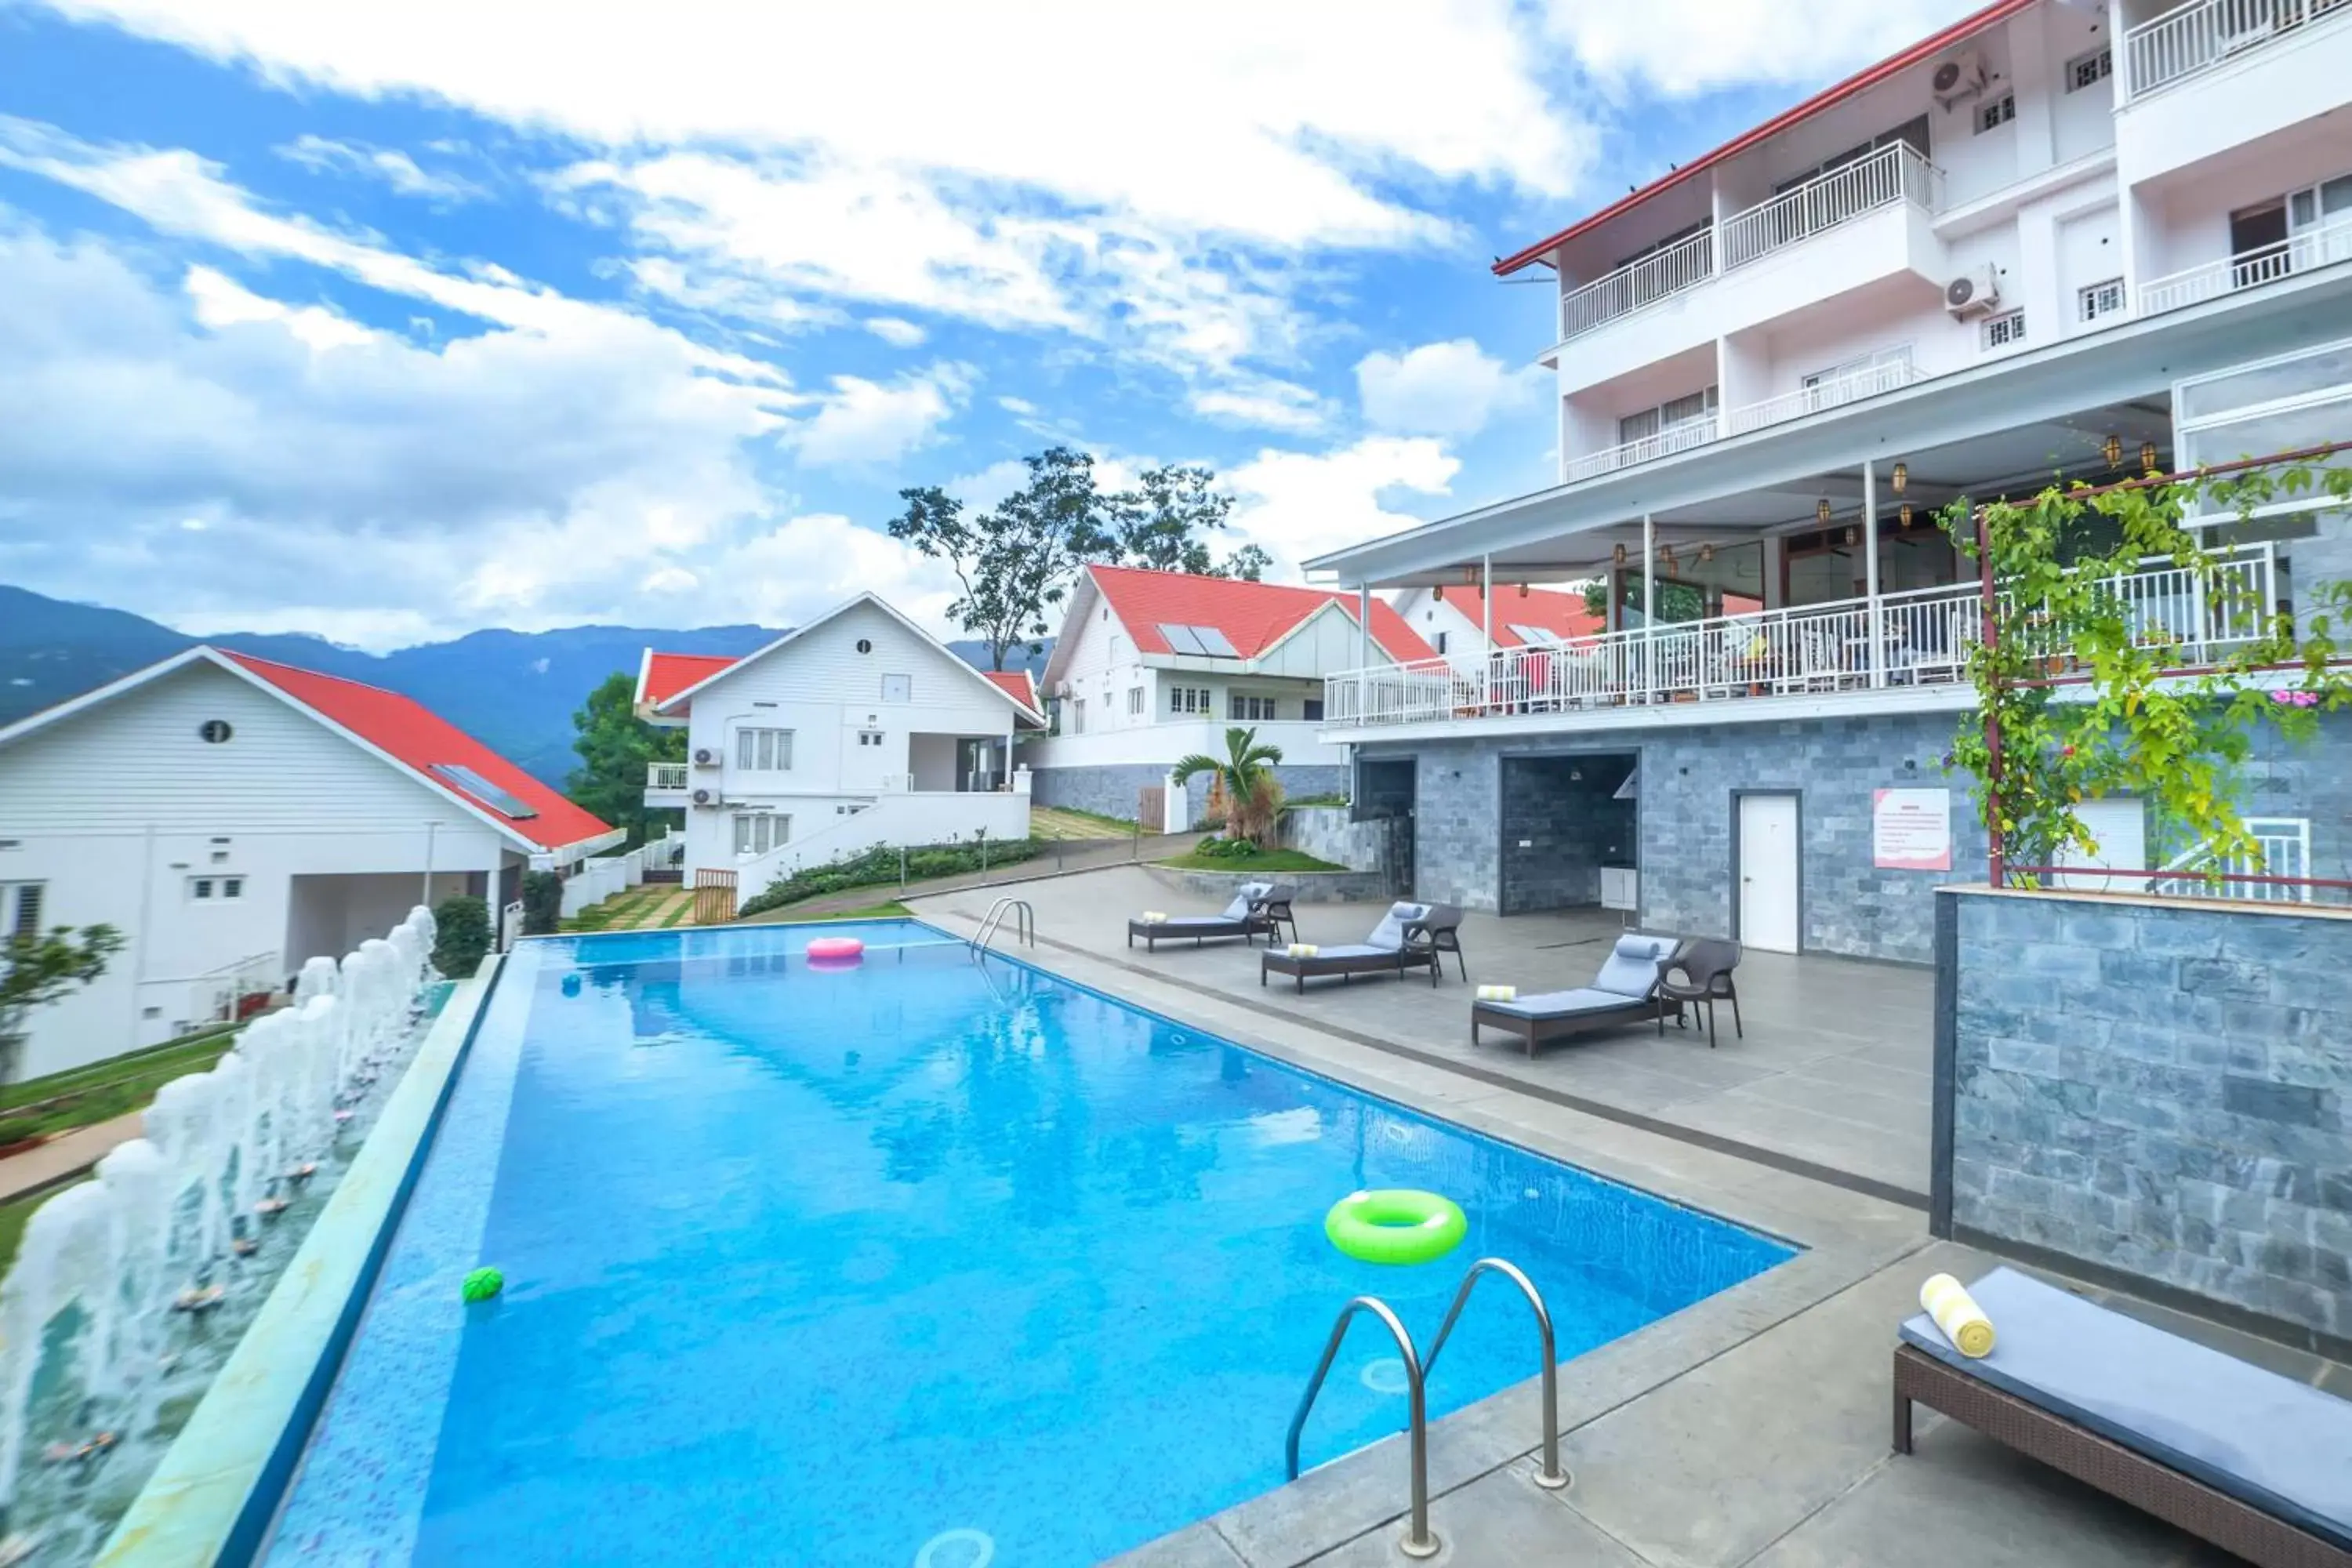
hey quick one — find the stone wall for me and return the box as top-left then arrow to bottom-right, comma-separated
1501,755 -> 1636,913
1140,863 -> 1392,905
1939,887 -> 2352,1348
1277,806 -> 1379,870
1363,709 -> 1980,961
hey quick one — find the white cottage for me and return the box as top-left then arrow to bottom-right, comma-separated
634,593 -> 1044,903
0,647 -> 619,1076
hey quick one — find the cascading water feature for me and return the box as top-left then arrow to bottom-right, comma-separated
0,906 -> 445,1565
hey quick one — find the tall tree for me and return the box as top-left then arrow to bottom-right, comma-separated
1107,463 -> 1267,579
1,924 -> 124,1087
888,446 -> 1116,670
566,672 -> 687,845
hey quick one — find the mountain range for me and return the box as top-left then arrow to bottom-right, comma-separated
0,585 -> 1052,786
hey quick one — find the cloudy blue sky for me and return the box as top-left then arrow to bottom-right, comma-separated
0,0 -> 1975,648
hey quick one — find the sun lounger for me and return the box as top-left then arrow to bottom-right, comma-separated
1894,1266 -> 2352,1566
1127,882 -> 1296,950
1259,902 -> 1464,991
1469,933 -> 1682,1056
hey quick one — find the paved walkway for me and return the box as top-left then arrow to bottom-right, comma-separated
922,866 -> 1933,1201
909,883 -> 2345,1568
0,1111 -> 144,1203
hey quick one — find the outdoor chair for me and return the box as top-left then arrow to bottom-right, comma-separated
1129,881 -> 1297,951
1261,902 -> 1465,991
1895,1266 -> 2352,1566
1656,937 -> 1741,1047
1470,933 -> 1683,1056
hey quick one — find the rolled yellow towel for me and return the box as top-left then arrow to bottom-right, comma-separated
1920,1272 -> 1995,1358
1286,943 -> 1320,958
1476,984 -> 1517,1002
1142,911 -> 1168,924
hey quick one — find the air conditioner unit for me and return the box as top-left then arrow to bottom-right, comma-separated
691,747 -> 719,767
690,787 -> 720,808
1944,267 -> 2002,318
1932,49 -> 1988,108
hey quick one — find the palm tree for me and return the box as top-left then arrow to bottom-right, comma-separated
1173,726 -> 1285,844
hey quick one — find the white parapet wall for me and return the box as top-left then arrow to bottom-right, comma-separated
728,791 -> 1033,913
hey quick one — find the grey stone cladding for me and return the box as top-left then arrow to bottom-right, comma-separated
1029,764 -> 1348,829
1947,888 -> 2352,1344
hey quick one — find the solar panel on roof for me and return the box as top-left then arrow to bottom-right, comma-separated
427,763 -> 540,819
1190,626 -> 1239,657
1157,622 -> 1207,655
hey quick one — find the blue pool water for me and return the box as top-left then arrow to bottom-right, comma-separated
270,921 -> 1791,1567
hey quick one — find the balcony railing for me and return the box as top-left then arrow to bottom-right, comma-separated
1561,227 -> 1715,339
1563,415 -> 1722,483
1719,142 -> 1941,271
1723,358 -> 1926,437
1555,143 -> 1941,343
647,761 -> 690,790
1323,546 -> 2274,729
2124,0 -> 2349,99
2136,212 -> 2352,315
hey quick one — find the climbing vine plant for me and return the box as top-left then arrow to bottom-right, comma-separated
1940,454 -> 2352,887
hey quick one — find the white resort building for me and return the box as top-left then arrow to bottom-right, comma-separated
1304,0 -> 2352,960
1029,565 -> 1435,829
0,647 -> 619,1076
635,592 -> 1046,906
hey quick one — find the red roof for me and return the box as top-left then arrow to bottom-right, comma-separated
982,668 -> 1041,714
1087,565 -> 1435,662
1432,585 -> 1605,647
638,652 -> 738,710
1494,0 -> 2036,276
219,650 -> 616,854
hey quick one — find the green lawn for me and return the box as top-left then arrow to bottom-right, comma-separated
808,901 -> 913,921
1155,848 -> 1346,873
561,884 -> 667,933
0,1025 -> 243,1148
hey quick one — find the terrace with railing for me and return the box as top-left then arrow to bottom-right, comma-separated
2123,0 -> 2349,99
2137,210 -> 2352,316
1558,142 -> 1944,342
1322,544 -> 2277,731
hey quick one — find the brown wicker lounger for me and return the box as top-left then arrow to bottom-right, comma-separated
1260,903 -> 1464,992
1893,1268 -> 2352,1567
1127,882 -> 1297,951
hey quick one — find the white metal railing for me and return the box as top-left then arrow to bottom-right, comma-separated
2150,816 -> 2313,902
1724,358 -> 1926,436
1323,545 -> 2275,728
2124,0 -> 2349,98
1563,416 -> 1722,483
2136,212 -> 2352,316
647,761 -> 689,790
1560,226 -> 1715,339
1721,143 -> 1942,271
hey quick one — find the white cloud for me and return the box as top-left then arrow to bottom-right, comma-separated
1192,379 -> 1327,436
1356,338 -> 1543,437
277,133 -> 489,203
184,263 -> 379,350
863,316 -> 927,347
1538,0 -> 1979,96
1224,437 -> 1461,576
786,364 -> 972,467
996,396 -> 1037,416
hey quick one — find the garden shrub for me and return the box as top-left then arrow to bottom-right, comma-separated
521,870 -> 564,936
736,837 -> 1048,918
430,896 -> 493,978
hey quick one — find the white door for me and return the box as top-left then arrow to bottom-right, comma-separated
2054,798 -> 2147,892
1737,793 -> 1801,953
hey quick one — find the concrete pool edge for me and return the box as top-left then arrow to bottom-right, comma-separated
95,957 -> 509,1568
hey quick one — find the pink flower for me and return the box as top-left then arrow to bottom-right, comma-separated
2271,689 -> 2321,709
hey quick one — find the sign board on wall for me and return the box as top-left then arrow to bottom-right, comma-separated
1873,788 -> 1952,871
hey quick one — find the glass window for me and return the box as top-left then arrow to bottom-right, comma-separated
735,728 -> 793,771
1303,698 -> 1325,722
1126,687 -> 1143,715
1228,695 -> 1276,721
2,882 -> 42,938
1976,93 -> 2016,133
1980,310 -> 2027,350
2066,47 -> 2111,93
191,878 -> 214,900
732,814 -> 786,855
221,877 -> 244,900
2078,279 -> 2127,322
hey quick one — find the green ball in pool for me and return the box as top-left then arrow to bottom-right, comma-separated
462,1266 -> 505,1303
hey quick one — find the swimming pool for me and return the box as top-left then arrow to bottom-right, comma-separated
267,920 -> 1791,1566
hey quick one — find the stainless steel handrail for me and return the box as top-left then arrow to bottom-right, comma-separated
971,897 -> 1034,952
1423,1258 -> 1569,1490
1285,1295 -> 1438,1558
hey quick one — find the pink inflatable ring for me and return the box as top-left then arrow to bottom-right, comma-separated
805,936 -> 865,963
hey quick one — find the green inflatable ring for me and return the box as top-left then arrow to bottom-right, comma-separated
1324,1189 -> 1467,1266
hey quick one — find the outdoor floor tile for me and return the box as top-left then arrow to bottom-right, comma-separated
1102,1521 -> 1250,1568
1746,1420 -> 2241,1568
1299,1461 -> 1645,1567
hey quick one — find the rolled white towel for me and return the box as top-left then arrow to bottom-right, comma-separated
1475,984 -> 1517,1002
1141,911 -> 1169,924
1919,1272 -> 1995,1359
1286,943 -> 1320,958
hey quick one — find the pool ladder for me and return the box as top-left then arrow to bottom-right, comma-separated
971,897 -> 1034,953
1284,1258 -> 1567,1559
